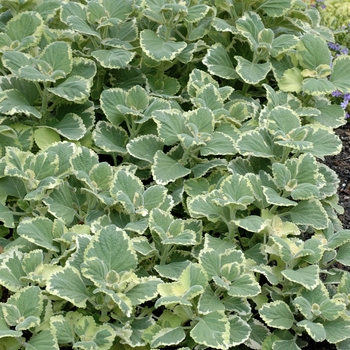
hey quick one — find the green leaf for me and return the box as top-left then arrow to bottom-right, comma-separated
288,200 -> 328,229
111,169 -> 143,212
216,173 -> 254,209
200,132 -> 236,156
203,44 -> 237,79
91,48 -> 135,69
228,316 -> 252,347
47,113 -> 86,140
236,12 -> 264,51
198,286 -> 225,314
303,126 -> 342,157
234,215 -> 267,233
26,330 -> 59,350
85,225 -> 137,273
187,191 -> 229,223
43,182 -> 76,225
100,88 -> 126,125
48,76 -> 90,103
267,106 -> 301,135
0,203 -> 14,228
0,89 -> 41,119
50,315 -> 75,344
140,29 -> 186,61
126,277 -> 162,305
271,35 -> 298,57
0,250 -> 27,292
302,78 -> 335,96
258,0 -> 294,17
238,128 -> 282,158
127,135 -> 163,163
150,327 -> 186,348
259,301 -> 294,329
153,109 -> 188,145
228,274 -> 261,297
190,311 -> 230,349
34,128 -> 61,150
296,33 -> 332,70
40,41 -> 73,77
297,320 -> 326,342
17,217 -> 58,252
4,11 -> 44,51
281,266 -> 319,290
323,317 -> 350,343
93,121 -> 128,154
330,55 -> 350,92
235,56 -> 271,84
278,67 -> 303,93
47,266 -> 91,308
152,150 -> 191,185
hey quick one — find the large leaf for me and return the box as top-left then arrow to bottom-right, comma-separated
84,225 -> 138,273
281,265 -> 319,290
235,56 -> 271,84
288,200 -> 328,229
48,76 -> 90,103
330,55 -> 350,92
47,266 -> 91,308
26,330 -> 59,350
93,121 -> 128,154
140,29 -> 186,61
4,11 -> 44,51
127,135 -> 163,163
40,41 -> 73,77
190,311 -> 230,349
152,150 -> 191,185
0,89 -> 41,119
203,44 -> 237,79
259,301 -> 294,329
258,0 -> 294,17
91,48 -> 135,69
17,217 -> 58,252
296,33 -> 332,70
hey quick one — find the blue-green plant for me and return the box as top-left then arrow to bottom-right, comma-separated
1,0 -> 350,349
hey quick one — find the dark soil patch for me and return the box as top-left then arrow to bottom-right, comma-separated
325,123 -> 350,229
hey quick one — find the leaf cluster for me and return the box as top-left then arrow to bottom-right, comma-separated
1,0 -> 350,349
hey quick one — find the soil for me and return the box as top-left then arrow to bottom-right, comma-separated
304,124 -> 350,350
325,124 -> 350,230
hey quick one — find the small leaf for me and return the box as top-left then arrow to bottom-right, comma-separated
259,301 -> 294,330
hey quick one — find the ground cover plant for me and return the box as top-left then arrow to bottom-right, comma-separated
1,0 -> 350,349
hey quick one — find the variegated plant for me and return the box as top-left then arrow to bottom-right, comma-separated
1,0 -> 350,349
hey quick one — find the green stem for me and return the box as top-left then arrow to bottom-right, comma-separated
40,83 -> 49,125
